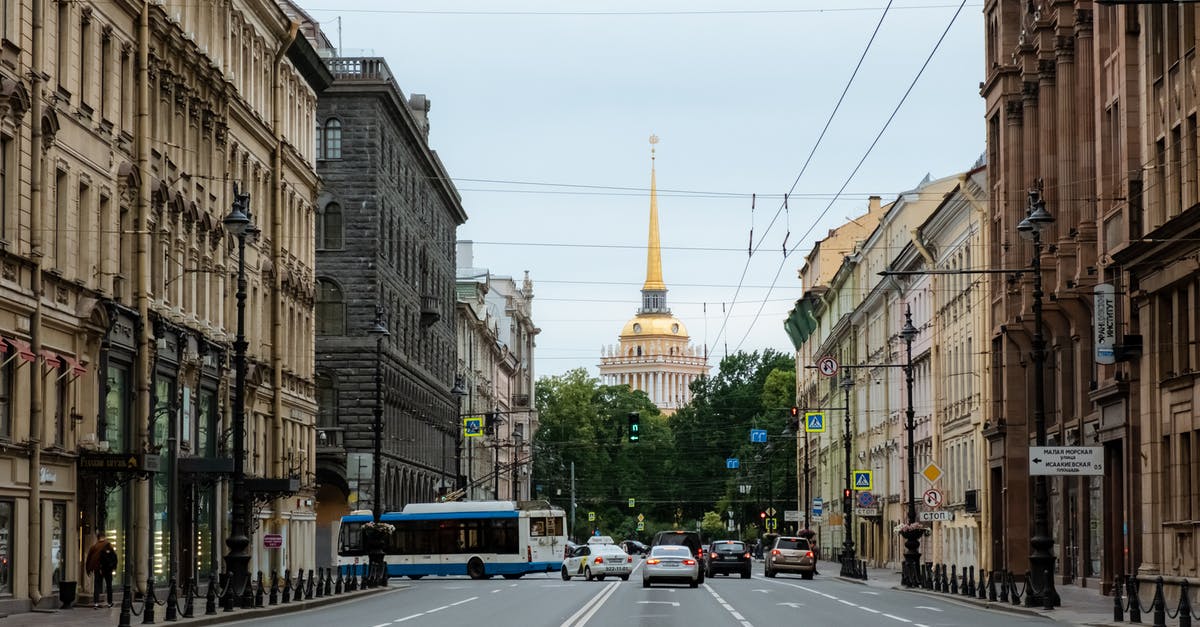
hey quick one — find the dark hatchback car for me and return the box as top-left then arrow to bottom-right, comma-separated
650,530 -> 705,583
621,540 -> 649,556
704,540 -> 751,578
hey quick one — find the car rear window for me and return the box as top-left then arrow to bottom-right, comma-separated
776,538 -> 809,550
715,542 -> 745,552
651,546 -> 691,557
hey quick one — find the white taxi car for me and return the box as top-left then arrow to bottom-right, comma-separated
561,543 -> 634,581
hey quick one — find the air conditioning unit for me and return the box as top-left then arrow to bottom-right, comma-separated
964,489 -> 980,513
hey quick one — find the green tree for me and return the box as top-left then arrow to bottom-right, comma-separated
700,511 -> 726,540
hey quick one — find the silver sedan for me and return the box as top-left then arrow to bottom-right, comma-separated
642,545 -> 700,588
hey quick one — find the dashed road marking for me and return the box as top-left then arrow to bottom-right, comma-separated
883,613 -> 912,623
393,616 -> 423,624
703,583 -> 754,627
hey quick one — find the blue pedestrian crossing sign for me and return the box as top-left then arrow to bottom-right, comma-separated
463,416 -> 484,437
726,458 -> 740,469
750,429 -> 768,443
804,412 -> 826,433
853,470 -> 873,491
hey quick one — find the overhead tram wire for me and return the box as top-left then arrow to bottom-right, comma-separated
709,0 -> 896,356
732,0 -> 969,352
303,4 -> 979,16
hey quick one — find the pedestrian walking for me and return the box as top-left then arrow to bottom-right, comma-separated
85,531 -> 118,608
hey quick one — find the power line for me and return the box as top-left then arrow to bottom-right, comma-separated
304,4 -> 979,17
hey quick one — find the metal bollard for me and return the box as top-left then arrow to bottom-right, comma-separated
205,573 -> 218,616
119,582 -> 135,627
968,566 -> 976,597
143,575 -> 158,624
182,577 -> 194,619
1043,569 -> 1053,611
220,570 -> 235,612
950,565 -> 959,595
942,565 -> 951,594
307,569 -> 316,599
281,569 -> 292,604
325,568 -> 333,596
1179,578 -> 1192,627
1128,575 -> 1142,623
255,571 -> 264,608
1152,576 -> 1166,627
999,570 -> 1010,604
335,567 -> 344,595
296,570 -> 305,601
1114,574 -> 1125,623
165,577 -> 178,621
988,570 -> 998,602
315,569 -> 325,598
349,567 -> 358,592
269,571 -> 279,606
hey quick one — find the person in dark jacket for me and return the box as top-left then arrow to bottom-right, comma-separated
85,532 -> 118,608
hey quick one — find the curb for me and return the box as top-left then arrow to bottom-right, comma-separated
889,584 -> 1122,626
174,585 -> 401,626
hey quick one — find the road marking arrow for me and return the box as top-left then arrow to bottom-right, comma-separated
637,601 -> 680,607
777,602 -> 804,608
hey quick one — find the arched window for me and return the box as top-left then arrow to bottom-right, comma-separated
317,202 -> 343,250
315,373 -> 337,428
636,346 -> 642,357
324,119 -> 342,159
315,279 -> 345,335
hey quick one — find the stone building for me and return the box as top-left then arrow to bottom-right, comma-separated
598,139 -> 708,414
303,39 -> 467,565
0,0 -> 329,612
455,242 -> 538,502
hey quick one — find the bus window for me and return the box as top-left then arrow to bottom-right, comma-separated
338,521 -> 365,555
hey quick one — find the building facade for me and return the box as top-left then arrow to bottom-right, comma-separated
455,242 -> 538,502
0,0 -> 329,612
306,45 -> 467,566
598,141 -> 708,413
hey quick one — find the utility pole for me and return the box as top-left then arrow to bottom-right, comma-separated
570,462 -> 576,542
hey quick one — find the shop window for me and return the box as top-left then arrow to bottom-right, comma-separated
0,500 -> 11,595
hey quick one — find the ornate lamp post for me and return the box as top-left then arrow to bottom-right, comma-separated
839,372 -> 856,577
367,310 -> 390,587
222,184 -> 257,610
899,306 -> 922,586
1017,185 -> 1058,608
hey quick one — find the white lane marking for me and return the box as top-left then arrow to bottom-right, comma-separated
393,616 -> 424,624
883,614 -> 913,623
838,599 -> 858,607
914,606 -> 943,612
373,623 -> 391,627
861,590 -> 880,595
559,581 -> 619,627
449,596 -> 478,607
764,578 -> 920,622
916,624 -> 931,627
491,589 -> 501,594
510,583 -> 519,587
702,583 -> 755,627
637,601 -> 680,607
752,588 -> 771,594
860,607 -> 881,614
425,604 -> 450,613
777,602 -> 804,608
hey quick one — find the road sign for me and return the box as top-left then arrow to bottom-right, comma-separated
923,488 -> 943,508
766,517 -> 777,530
726,458 -> 740,469
853,470 -> 873,490
921,462 -> 943,484
463,416 -> 484,437
263,533 -> 283,549
919,511 -> 954,522
857,491 -> 875,508
636,521 -> 645,531
628,498 -> 636,508
637,513 -> 645,522
766,507 -> 777,517
817,355 -> 839,377
804,412 -> 826,433
812,497 -> 823,517
1030,446 -> 1104,475
853,507 -> 880,517
750,429 -> 768,443
784,510 -> 800,522
588,511 -> 596,522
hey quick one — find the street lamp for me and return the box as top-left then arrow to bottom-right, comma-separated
1017,185 -> 1058,608
899,306 -> 921,587
222,184 -> 257,610
367,309 -> 390,587
839,372 -> 856,578
449,376 -> 467,495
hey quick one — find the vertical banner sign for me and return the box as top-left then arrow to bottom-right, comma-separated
1095,283 -> 1116,365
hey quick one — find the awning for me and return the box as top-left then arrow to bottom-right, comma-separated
5,338 -> 38,364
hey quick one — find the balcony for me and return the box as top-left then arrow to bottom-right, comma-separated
513,394 -> 530,408
326,57 -> 392,82
420,295 -> 440,327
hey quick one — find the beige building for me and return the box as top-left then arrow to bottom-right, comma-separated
0,0 -> 328,612
599,139 -> 708,413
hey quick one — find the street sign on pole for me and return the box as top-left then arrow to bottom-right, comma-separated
784,510 -> 800,522
853,470 -> 873,490
726,458 -> 740,469
263,534 -> 283,549
817,356 -> 839,377
922,488 -> 943,508
588,511 -> 596,522
921,462 -> 943,484
628,498 -> 636,508
804,412 -> 826,433
750,429 -> 768,443
919,511 -> 954,522
766,507 -> 777,517
1029,446 -> 1104,475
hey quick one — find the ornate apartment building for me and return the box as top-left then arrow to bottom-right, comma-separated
456,242 -> 538,502
0,0 -> 329,612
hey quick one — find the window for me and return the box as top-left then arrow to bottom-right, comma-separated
50,502 -> 65,591
317,202 -> 343,250
57,2 -> 69,92
314,123 -> 322,159
323,119 -> 342,159
0,355 -> 10,439
197,389 -> 215,456
0,500 -> 12,595
54,362 -> 66,447
315,279 -> 345,335
103,363 -> 129,451
0,134 -> 9,240
54,169 -> 67,268
78,14 -> 90,106
316,373 -> 337,428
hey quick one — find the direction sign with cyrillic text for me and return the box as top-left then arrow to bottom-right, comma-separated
1030,446 -> 1104,475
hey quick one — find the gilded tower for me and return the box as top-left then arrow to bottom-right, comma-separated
599,137 -> 709,415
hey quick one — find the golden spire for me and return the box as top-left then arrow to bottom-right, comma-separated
644,134 -> 666,291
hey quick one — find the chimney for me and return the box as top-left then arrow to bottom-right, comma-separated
408,94 -> 431,140
457,240 -> 474,269
868,195 -> 881,215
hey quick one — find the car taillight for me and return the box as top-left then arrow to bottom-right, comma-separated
771,549 -> 781,556
683,559 -> 696,566
627,557 -> 633,563
743,553 -> 751,559
805,551 -> 814,558
710,552 -> 718,559
646,559 -> 661,565
594,556 -> 604,564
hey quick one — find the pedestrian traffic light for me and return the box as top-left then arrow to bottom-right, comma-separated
627,412 -> 640,442
843,488 -> 852,499
790,406 -> 799,417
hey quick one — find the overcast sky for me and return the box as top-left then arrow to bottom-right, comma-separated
304,0 -> 985,378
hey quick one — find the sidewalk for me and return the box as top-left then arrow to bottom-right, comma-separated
0,584 -> 395,626
821,559 -> 1121,627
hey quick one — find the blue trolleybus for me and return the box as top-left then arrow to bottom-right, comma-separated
337,500 -> 567,579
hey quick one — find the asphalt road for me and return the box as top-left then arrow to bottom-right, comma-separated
227,563 -> 1068,627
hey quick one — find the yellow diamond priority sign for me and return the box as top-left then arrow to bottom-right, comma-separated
921,462 -> 943,484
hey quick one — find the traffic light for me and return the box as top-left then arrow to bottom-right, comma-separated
627,412 -> 640,442
790,406 -> 799,417
843,488 -> 852,499
760,511 -> 766,520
